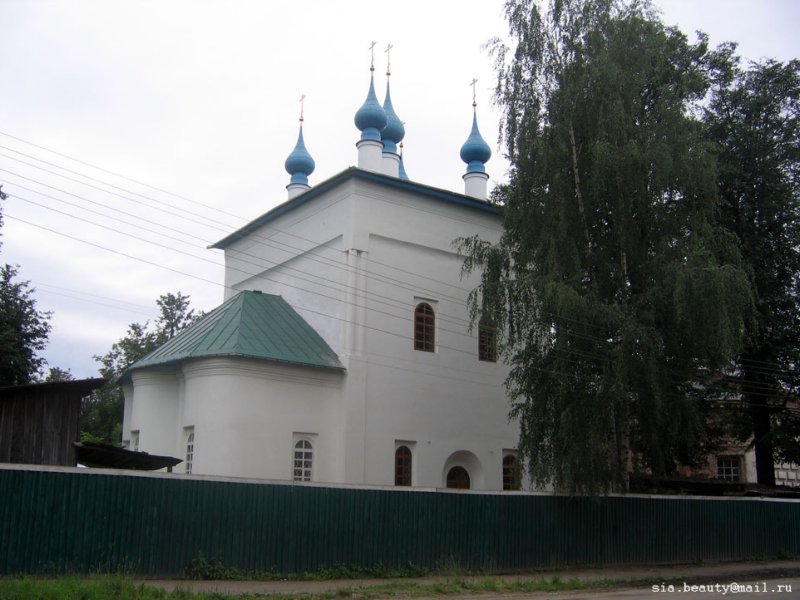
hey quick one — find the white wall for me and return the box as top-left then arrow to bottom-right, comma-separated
127,370 -> 180,458
340,178 -> 516,490
132,172 -> 521,489
180,358 -> 344,480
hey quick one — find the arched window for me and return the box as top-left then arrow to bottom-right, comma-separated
184,427 -> 194,474
478,316 -> 497,362
503,454 -> 520,491
414,303 -> 435,351
395,446 -> 412,486
446,466 -> 471,489
293,439 -> 313,482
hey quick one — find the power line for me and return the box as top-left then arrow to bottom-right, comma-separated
10,214 -> 797,406
0,132 -> 494,302
8,179 -> 206,247
3,213 -> 496,363
14,191 -> 210,253
0,130 -> 243,221
13,194 -> 227,270
0,161 -> 226,232
8,182 -> 799,388
1,171 -> 478,330
10,187 -> 799,388
0,164 -> 479,318
3,133 -> 797,388
31,281 -> 157,312
10,190 -> 481,339
34,287 -> 160,319
5,213 -> 223,289
0,144 -> 244,228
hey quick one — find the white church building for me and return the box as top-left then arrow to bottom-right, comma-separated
121,60 -> 521,491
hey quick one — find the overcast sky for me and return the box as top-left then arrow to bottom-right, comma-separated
1,0 -> 798,378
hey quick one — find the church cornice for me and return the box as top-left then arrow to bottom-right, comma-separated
210,167 -> 499,250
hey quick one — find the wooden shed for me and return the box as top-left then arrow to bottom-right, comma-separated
0,378 -> 106,466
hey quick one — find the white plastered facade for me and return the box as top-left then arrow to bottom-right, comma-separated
122,170 -> 519,490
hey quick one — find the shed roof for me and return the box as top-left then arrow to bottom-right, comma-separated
75,441 -> 182,471
124,291 -> 343,377
0,378 -> 107,397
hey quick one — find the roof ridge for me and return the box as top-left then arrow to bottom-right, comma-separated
210,167 -> 498,250
121,291 -> 343,381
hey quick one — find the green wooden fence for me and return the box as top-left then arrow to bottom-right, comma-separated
1,465 -> 798,576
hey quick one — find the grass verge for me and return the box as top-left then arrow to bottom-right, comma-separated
185,556 -> 430,581
0,575 -> 626,600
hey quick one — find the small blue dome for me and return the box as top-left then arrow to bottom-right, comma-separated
381,81 -> 405,154
285,125 -> 315,186
398,151 -> 409,180
354,74 -> 387,142
460,111 -> 492,174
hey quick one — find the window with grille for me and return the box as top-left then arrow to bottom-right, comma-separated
293,439 -> 313,482
395,445 -> 412,486
503,454 -> 520,490
184,427 -> 194,474
478,317 -> 497,362
717,456 -> 741,482
414,303 -> 435,352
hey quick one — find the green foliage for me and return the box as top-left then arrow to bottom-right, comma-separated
0,577 -> 155,600
706,57 -> 800,482
462,0 -> 752,493
186,553 -> 253,580
79,430 -> 110,444
0,183 -> 55,385
79,383 -> 124,443
0,576 -> 629,600
80,292 -> 201,443
0,574 -> 626,600
156,291 -> 198,341
44,365 -> 74,382
0,264 -> 53,385
185,553 -> 429,582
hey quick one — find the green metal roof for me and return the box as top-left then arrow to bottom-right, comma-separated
124,291 -> 343,377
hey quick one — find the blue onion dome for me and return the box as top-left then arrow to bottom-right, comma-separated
354,73 -> 387,141
460,110 -> 492,174
398,143 -> 409,180
285,124 -> 315,186
381,81 -> 405,154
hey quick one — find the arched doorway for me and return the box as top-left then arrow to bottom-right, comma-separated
446,466 -> 471,489
442,450 -> 483,489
